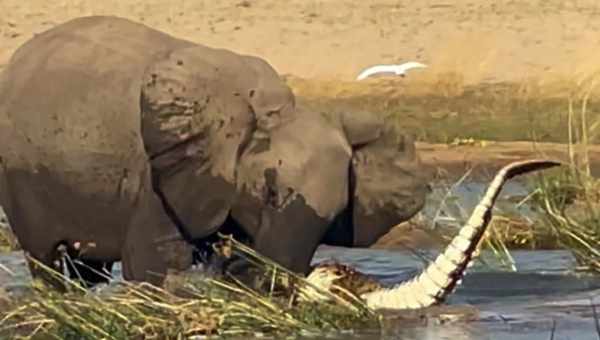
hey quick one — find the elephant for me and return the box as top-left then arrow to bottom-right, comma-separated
0,16 -> 429,288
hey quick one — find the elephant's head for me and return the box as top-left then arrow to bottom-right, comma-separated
327,111 -> 431,247
138,44 -> 427,265
139,45 -> 295,240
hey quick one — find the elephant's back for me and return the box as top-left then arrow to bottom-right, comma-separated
0,17 -> 195,228
0,16 -> 193,173
0,17 -> 196,254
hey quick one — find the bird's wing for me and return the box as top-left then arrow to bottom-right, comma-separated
356,65 -> 398,80
397,61 -> 428,73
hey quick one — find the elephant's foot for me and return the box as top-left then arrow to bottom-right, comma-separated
65,258 -> 113,288
121,247 -> 166,286
219,256 -> 298,296
54,241 -> 115,288
208,237 -> 277,291
122,236 -> 193,286
221,256 -> 261,285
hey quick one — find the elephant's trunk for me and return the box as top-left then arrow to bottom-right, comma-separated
361,159 -> 561,310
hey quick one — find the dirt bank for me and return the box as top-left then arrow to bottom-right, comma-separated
418,141 -> 600,179
3,0 -> 600,83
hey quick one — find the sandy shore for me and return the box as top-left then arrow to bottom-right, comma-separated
2,0 -> 600,84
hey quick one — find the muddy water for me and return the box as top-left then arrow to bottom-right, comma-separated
0,181 -> 599,339
1,247 -> 598,339
312,247 -> 600,340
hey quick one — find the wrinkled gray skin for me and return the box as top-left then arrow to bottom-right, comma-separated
0,16 -> 429,287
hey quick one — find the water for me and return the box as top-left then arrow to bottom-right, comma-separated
1,247 -> 598,340
0,180 -> 599,339
313,247 -> 600,339
423,179 -> 539,229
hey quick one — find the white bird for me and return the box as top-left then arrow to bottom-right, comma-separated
356,61 -> 427,80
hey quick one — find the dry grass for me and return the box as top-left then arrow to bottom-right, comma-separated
515,76 -> 600,273
527,169 -> 600,273
286,75 -> 600,144
525,75 -> 600,273
0,236 -> 381,339
0,227 -> 18,253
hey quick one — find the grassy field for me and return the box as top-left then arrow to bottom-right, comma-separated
286,74 -> 600,144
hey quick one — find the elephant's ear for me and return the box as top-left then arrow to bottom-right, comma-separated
340,111 -> 384,147
140,49 -> 216,163
139,47 -> 256,239
351,126 -> 430,247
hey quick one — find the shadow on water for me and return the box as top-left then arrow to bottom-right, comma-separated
0,179 -> 599,339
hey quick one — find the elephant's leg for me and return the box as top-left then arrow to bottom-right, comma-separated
1,171 -> 68,290
65,258 -> 113,287
121,178 -> 195,286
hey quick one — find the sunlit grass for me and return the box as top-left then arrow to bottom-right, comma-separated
286,75 -> 600,144
0,227 -> 18,253
522,76 -> 600,274
0,235 -> 381,339
527,168 -> 600,273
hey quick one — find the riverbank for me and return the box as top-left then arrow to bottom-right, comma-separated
3,0 -> 600,82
